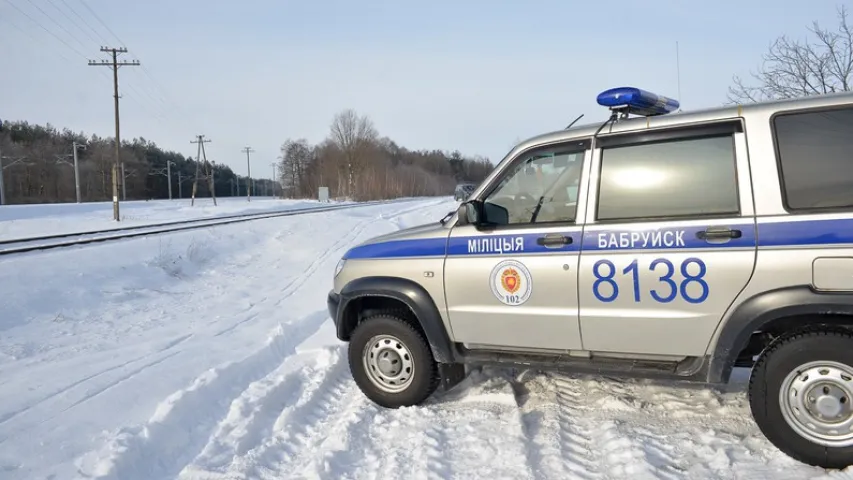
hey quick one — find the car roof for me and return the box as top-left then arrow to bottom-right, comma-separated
505,90 -> 853,162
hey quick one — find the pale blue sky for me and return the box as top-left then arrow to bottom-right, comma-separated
0,0 -> 844,180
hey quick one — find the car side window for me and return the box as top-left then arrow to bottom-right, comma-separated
483,148 -> 586,225
773,106 -> 853,211
596,135 -> 739,221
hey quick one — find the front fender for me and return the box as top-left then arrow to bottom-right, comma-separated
336,276 -> 457,364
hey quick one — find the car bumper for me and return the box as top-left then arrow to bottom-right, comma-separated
327,290 -> 341,329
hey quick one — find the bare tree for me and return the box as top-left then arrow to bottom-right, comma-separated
728,5 -> 853,103
278,138 -> 313,198
328,109 -> 378,198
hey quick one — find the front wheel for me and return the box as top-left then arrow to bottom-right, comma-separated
348,313 -> 439,408
749,328 -> 853,469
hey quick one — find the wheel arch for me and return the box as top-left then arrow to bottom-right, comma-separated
335,276 -> 458,364
709,285 -> 853,383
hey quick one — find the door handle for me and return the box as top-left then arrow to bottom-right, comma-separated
696,227 -> 742,242
536,234 -> 573,248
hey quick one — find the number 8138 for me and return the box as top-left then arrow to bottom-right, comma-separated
591,257 -> 708,304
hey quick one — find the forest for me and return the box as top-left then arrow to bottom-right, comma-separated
0,109 -> 494,205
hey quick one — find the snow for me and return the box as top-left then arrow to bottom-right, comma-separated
1,196 -> 853,479
0,196 -> 342,240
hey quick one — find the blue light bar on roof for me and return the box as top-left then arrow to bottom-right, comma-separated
596,87 -> 679,116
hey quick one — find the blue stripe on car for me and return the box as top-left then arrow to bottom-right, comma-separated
341,217 -> 853,259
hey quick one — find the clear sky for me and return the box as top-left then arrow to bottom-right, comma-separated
0,0 -> 844,180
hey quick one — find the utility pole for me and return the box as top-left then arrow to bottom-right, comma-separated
72,142 -> 84,203
89,46 -> 139,221
190,135 -> 211,206
270,162 -> 278,199
167,160 -> 175,200
178,172 -> 183,199
0,145 -> 5,206
0,144 -> 4,206
242,146 -> 254,201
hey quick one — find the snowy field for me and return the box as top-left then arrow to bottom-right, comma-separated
1,197 -> 851,479
0,196 -> 339,240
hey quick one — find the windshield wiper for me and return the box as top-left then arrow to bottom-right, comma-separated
439,210 -> 455,225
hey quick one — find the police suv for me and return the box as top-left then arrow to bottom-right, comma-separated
327,87 -> 853,469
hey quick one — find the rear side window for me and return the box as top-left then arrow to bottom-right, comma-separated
596,135 -> 739,221
774,107 -> 853,211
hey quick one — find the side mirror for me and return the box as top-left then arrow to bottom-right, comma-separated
456,200 -> 482,226
456,203 -> 469,226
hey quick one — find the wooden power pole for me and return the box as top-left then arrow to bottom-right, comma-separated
89,47 -> 139,221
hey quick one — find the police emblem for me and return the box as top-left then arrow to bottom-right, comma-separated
490,260 -> 532,306
501,267 -> 521,294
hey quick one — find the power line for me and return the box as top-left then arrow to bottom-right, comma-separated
57,0 -> 109,45
75,0 -> 123,47
0,10 -> 76,64
88,46 -> 140,221
44,0 -> 100,48
23,0 -> 90,54
2,0 -> 87,59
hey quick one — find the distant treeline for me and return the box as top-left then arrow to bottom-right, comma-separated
0,111 -> 493,205
0,120 -> 267,204
277,109 -> 493,201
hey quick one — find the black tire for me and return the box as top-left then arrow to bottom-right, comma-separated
348,313 -> 439,408
749,327 -> 853,469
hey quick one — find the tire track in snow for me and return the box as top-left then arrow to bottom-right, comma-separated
211,214 -> 368,337
81,311 -> 329,480
59,350 -> 182,413
422,391 -> 532,479
231,348 -> 361,479
212,201 -> 418,338
423,421 -> 453,480
272,215 -> 375,307
175,351 -> 330,477
371,408 -> 431,480
0,332 -> 193,434
512,372 -> 570,480
607,424 -> 686,480
320,403 -> 439,480
550,374 -> 603,479
306,395 -> 380,480
593,419 -> 669,480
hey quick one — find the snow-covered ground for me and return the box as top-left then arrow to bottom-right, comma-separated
0,196 -> 338,240
1,197 -> 851,479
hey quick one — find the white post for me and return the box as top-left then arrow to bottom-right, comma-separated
167,161 -> 173,200
0,145 -> 5,206
72,142 -> 82,203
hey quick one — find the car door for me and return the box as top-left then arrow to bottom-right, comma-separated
577,121 -> 758,357
443,139 -> 591,351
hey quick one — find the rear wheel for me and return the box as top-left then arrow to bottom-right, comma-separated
749,328 -> 853,469
348,313 -> 439,408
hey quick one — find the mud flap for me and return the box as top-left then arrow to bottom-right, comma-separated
438,363 -> 467,392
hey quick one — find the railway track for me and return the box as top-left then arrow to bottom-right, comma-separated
0,199 -> 417,257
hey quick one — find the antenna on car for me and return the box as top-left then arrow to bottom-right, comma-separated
564,113 -> 584,130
